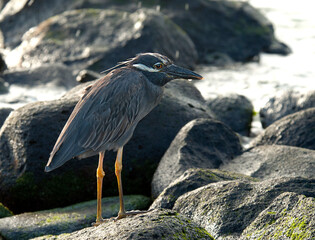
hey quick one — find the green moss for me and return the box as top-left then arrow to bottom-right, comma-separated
267,211 -> 276,215
194,227 -> 215,239
233,18 -> 272,36
44,29 -> 67,45
0,203 -> 13,218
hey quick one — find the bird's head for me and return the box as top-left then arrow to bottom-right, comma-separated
103,53 -> 203,86
130,53 -> 203,86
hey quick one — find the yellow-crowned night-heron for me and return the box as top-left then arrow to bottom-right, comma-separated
45,52 -> 202,225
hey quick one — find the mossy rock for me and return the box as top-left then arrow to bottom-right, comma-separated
0,195 -> 150,240
33,209 -> 214,240
242,192 -> 315,239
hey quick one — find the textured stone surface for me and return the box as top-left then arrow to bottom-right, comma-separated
0,79 -> 210,213
207,94 -> 254,136
152,118 -> 242,199
251,108 -> 315,150
241,192 -> 315,240
150,168 -> 256,210
220,145 -> 315,180
0,195 -> 150,240
32,209 -> 214,240
260,90 -> 315,128
173,177 -> 315,240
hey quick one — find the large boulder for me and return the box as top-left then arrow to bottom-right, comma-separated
10,8 -> 197,71
150,168 -> 256,210
251,108 -> 315,150
0,79 -> 210,213
161,0 -> 290,62
206,94 -> 254,136
241,192 -> 315,240
33,209 -> 214,240
260,90 -> 315,128
220,145 -> 315,180
173,177 -> 315,239
151,118 -> 242,199
0,195 -> 150,240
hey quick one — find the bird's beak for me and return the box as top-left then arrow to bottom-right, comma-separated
164,64 -> 203,80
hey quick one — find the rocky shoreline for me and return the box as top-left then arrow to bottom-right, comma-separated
0,1 -> 314,239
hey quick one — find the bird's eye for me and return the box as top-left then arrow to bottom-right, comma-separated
153,63 -> 163,70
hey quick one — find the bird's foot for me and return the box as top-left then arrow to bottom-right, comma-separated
115,209 -> 153,221
92,218 -> 106,226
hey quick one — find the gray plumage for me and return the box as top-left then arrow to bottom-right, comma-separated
45,53 -> 202,172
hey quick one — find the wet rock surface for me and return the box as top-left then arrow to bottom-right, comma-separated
220,145 -> 315,180
260,90 -> 315,128
151,118 -> 242,198
150,168 -> 256,210
173,177 -> 315,240
32,209 -> 214,240
0,195 -> 150,240
251,107 -> 315,150
206,94 -> 254,136
0,79 -> 210,213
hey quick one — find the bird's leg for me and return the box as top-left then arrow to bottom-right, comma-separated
115,147 -> 126,219
93,151 -> 105,226
114,147 -> 152,220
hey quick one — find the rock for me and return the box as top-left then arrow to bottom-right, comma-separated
264,39 -> 292,55
151,118 -> 242,199
251,108 -> 315,150
33,209 -> 214,240
206,94 -> 254,136
0,54 -> 7,73
0,107 -> 12,128
260,90 -> 315,128
0,202 -> 12,218
173,177 -> 315,239
150,168 -> 256,210
0,195 -> 150,240
11,8 -> 197,71
241,192 -> 315,240
220,145 -> 315,180
2,63 -> 77,89
76,69 -> 101,83
162,0 -> 290,62
0,79 -> 210,213
0,77 -> 8,94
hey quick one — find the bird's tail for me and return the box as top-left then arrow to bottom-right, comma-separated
45,140 -> 85,172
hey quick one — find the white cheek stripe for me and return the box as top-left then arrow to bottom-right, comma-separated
133,63 -> 159,72
160,58 -> 168,64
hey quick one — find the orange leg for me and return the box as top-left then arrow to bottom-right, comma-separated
94,151 -> 105,226
115,147 -> 126,219
115,147 -> 151,220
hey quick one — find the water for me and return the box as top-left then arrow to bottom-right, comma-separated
1,0 -> 315,118
195,0 -> 315,110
